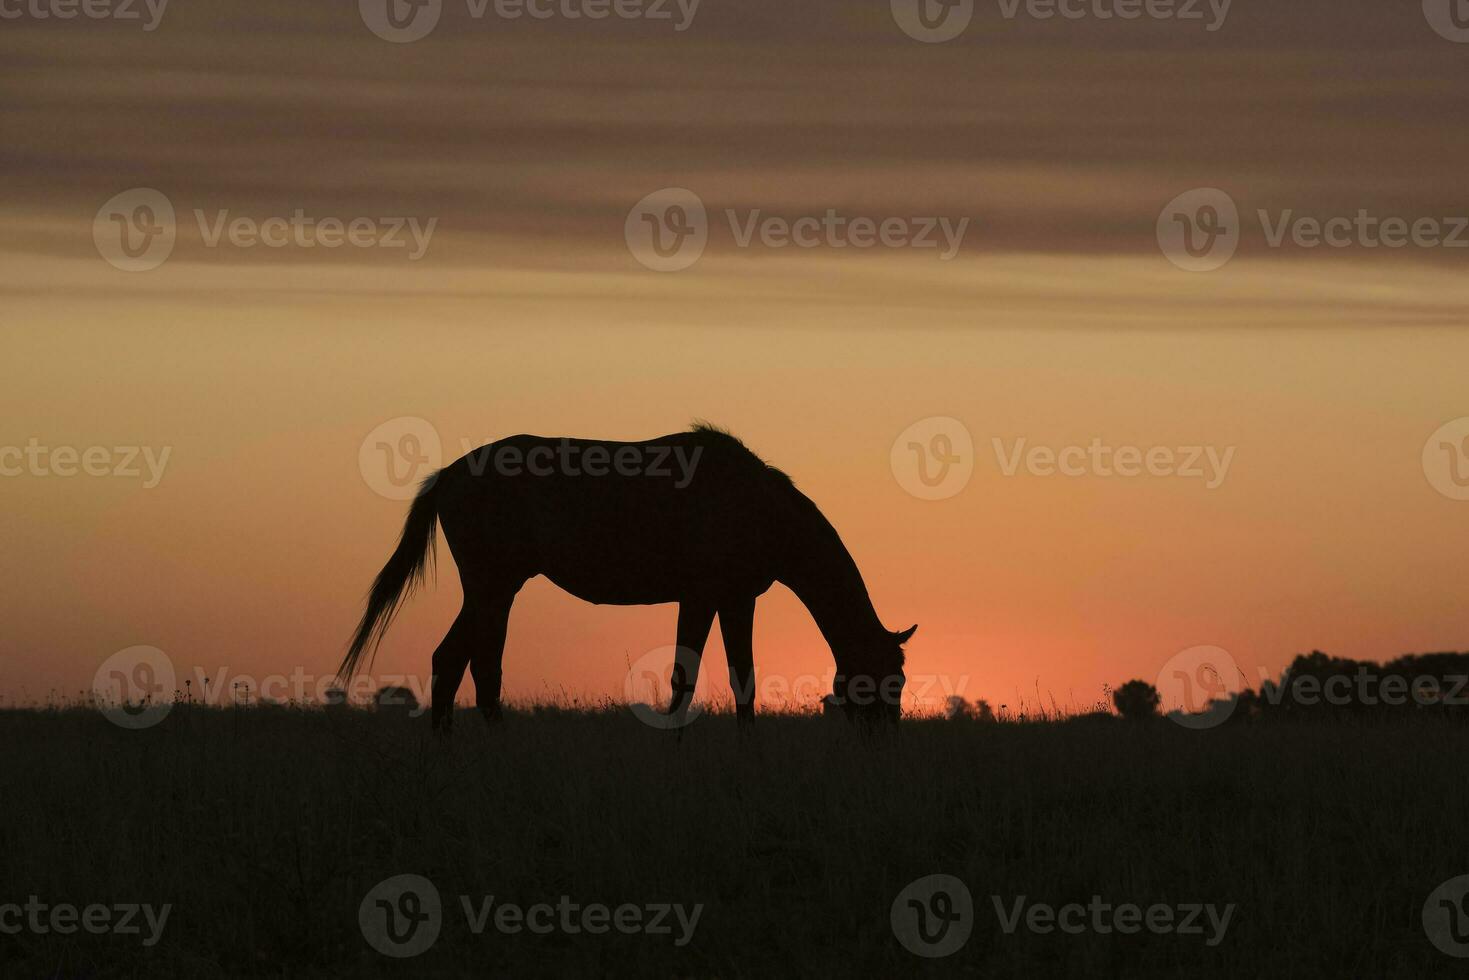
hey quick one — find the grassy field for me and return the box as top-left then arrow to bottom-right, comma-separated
2,704 -> 1467,978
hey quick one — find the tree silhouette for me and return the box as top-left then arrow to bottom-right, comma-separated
1113,680 -> 1161,721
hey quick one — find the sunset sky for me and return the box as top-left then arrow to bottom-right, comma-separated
3,0 -> 1468,715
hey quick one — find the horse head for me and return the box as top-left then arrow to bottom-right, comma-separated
830,624 -> 915,726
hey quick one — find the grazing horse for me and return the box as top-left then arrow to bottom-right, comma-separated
340,424 -> 914,731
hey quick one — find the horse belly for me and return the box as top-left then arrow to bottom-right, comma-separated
531,517 -> 695,605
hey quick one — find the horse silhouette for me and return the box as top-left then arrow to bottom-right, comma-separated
340,424 -> 914,731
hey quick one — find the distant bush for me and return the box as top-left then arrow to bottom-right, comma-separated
944,696 -> 996,722
1113,680 -> 1161,721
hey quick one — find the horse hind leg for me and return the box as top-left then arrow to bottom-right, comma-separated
430,614 -> 476,734
467,582 -> 524,727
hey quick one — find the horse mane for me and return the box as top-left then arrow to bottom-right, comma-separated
689,421 -> 795,487
692,422 -> 908,670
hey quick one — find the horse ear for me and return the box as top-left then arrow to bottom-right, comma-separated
893,625 -> 917,645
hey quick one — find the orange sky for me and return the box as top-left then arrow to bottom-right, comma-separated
3,0 -> 1468,715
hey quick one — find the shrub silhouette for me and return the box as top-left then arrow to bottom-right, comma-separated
944,696 -> 996,722
1113,680 -> 1161,721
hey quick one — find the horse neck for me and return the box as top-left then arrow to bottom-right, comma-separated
776,492 -> 886,656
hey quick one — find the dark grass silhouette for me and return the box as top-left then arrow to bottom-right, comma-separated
4,702 -> 1469,978
341,425 -> 914,731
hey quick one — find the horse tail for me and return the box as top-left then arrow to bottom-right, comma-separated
339,473 -> 441,679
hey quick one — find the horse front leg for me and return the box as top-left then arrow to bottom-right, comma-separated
719,595 -> 757,730
666,600 -> 715,728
